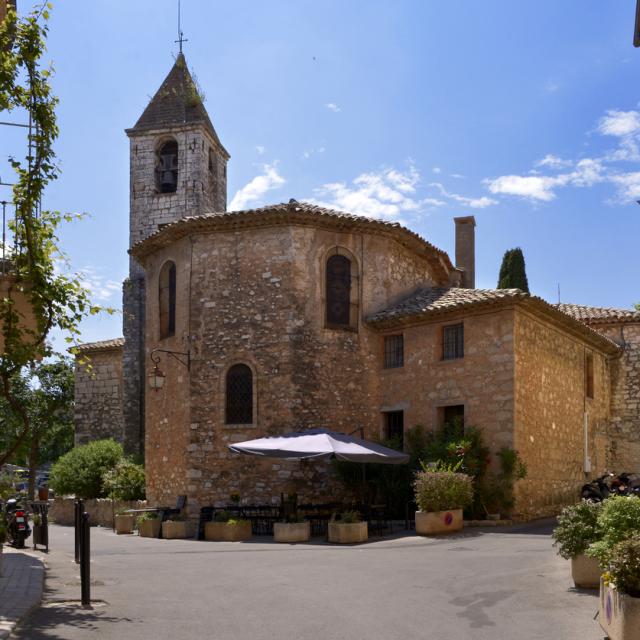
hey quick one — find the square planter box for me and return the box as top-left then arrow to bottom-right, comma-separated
115,514 -> 135,535
138,518 -> 161,538
571,553 -> 600,589
205,521 -> 252,542
162,520 -> 193,540
415,509 -> 463,535
599,578 -> 640,640
328,521 -> 368,544
274,522 -> 310,543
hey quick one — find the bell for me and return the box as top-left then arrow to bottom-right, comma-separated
161,170 -> 176,192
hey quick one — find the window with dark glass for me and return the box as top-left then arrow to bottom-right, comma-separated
384,411 -> 404,448
226,364 -> 253,424
156,140 -> 178,193
325,254 -> 352,327
159,261 -> 176,339
586,354 -> 594,399
443,323 -> 464,360
384,335 -> 404,368
440,404 -> 465,438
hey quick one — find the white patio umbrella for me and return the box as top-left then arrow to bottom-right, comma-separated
228,428 -> 409,465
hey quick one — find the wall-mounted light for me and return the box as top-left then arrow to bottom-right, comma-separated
148,348 -> 190,391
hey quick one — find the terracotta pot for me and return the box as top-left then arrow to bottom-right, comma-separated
571,553 -> 600,589
204,521 -> 252,541
115,514 -> 135,535
274,522 -> 310,543
138,518 -> 161,538
599,578 -> 640,640
162,520 -> 193,539
328,521 -> 368,544
415,509 -> 463,535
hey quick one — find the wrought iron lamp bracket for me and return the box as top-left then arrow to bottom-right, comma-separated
150,348 -> 191,370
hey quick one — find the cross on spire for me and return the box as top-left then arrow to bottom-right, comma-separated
175,0 -> 188,54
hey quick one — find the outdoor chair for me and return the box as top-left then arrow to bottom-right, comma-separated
126,495 -> 187,538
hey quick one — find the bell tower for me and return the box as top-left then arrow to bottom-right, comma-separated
121,53 -> 229,454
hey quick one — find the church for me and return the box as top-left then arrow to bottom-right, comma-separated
73,53 -> 640,519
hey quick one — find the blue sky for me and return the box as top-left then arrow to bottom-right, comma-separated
2,1 -> 640,347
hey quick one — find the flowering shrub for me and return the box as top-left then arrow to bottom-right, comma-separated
552,500 -> 602,560
588,496 -> 640,566
608,535 -> 640,597
414,469 -> 473,512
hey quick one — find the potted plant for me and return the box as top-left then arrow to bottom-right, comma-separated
161,514 -> 193,539
328,511 -> 368,544
599,535 -> 640,640
274,515 -> 310,543
137,512 -> 161,538
114,508 -> 135,535
552,500 -> 602,588
205,510 -> 252,541
588,496 -> 640,567
413,462 -> 473,535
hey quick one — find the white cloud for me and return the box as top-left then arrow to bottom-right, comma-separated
430,182 -> 498,209
78,266 -> 122,303
544,80 -> 560,93
229,164 -> 285,211
325,103 -> 341,113
432,167 -> 442,174
536,154 -> 572,169
609,172 -> 640,201
597,110 -> 640,137
255,145 -> 265,155
312,166 -> 423,220
302,146 -> 326,160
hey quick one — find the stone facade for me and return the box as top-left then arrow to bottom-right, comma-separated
74,340 -> 125,446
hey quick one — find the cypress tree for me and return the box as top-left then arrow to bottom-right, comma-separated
497,248 -> 530,293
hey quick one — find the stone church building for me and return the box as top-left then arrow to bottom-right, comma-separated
74,54 -> 640,519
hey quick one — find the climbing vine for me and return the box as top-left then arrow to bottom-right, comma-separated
0,3 -> 100,467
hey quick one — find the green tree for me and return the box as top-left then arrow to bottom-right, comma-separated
0,4 -> 105,468
497,248 -> 530,293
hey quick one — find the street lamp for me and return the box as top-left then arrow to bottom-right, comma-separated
148,348 -> 190,391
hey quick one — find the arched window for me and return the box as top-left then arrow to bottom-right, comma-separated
225,364 -> 253,424
156,140 -> 178,193
159,261 -> 176,339
325,251 -> 358,329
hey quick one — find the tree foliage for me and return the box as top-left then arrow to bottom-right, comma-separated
49,439 -> 123,499
0,4 -> 103,467
497,247 -> 530,293
103,460 -> 146,501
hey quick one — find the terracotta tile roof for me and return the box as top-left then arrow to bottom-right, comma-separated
74,337 -> 125,353
129,200 -> 455,283
555,303 -> 640,325
368,287 -> 620,355
128,53 -> 228,157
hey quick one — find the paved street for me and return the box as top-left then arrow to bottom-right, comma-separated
12,521 -> 604,640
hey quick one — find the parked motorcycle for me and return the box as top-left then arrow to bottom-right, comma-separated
2,497 -> 32,548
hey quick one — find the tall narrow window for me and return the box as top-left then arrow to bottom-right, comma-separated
586,353 -> 594,399
384,335 -> 404,368
384,411 -> 404,448
443,323 -> 464,360
159,261 -> 176,339
156,140 -> 178,193
226,364 -> 253,424
326,254 -> 352,328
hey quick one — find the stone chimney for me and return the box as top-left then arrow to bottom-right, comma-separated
454,216 -> 476,289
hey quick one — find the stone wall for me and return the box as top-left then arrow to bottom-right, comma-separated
140,223 -> 442,516
49,497 -> 147,527
595,323 -> 640,472
513,308 -> 611,518
74,346 -> 124,446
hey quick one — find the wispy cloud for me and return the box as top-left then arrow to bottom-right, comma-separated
597,110 -> 640,137
325,102 -> 341,113
544,80 -> 560,93
78,266 -> 122,303
432,167 -> 442,174
535,154 -> 572,169
229,164 -> 285,211
302,146 -> 326,160
255,145 -> 266,155
430,182 -> 497,209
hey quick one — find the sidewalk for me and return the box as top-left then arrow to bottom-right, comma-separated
0,547 -> 44,639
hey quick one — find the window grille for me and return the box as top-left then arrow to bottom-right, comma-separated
384,335 -> 404,368
443,323 -> 464,360
226,364 -> 253,425
326,254 -> 351,327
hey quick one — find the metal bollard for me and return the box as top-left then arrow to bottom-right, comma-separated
80,511 -> 91,607
74,500 -> 84,564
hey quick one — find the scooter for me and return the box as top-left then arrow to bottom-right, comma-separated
3,497 -> 31,549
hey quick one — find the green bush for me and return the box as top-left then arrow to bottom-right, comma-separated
552,500 -> 602,560
337,511 -> 362,524
49,439 -> 123,499
103,460 -> 145,501
588,496 -> 640,566
137,511 -> 158,522
607,535 -> 640,597
414,469 -> 474,512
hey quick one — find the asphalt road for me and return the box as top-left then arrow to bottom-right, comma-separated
13,521 -> 604,640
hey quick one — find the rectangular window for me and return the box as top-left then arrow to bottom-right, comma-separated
443,323 -> 464,360
384,335 -> 404,368
439,404 -> 465,438
586,353 -> 594,399
384,411 -> 404,448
